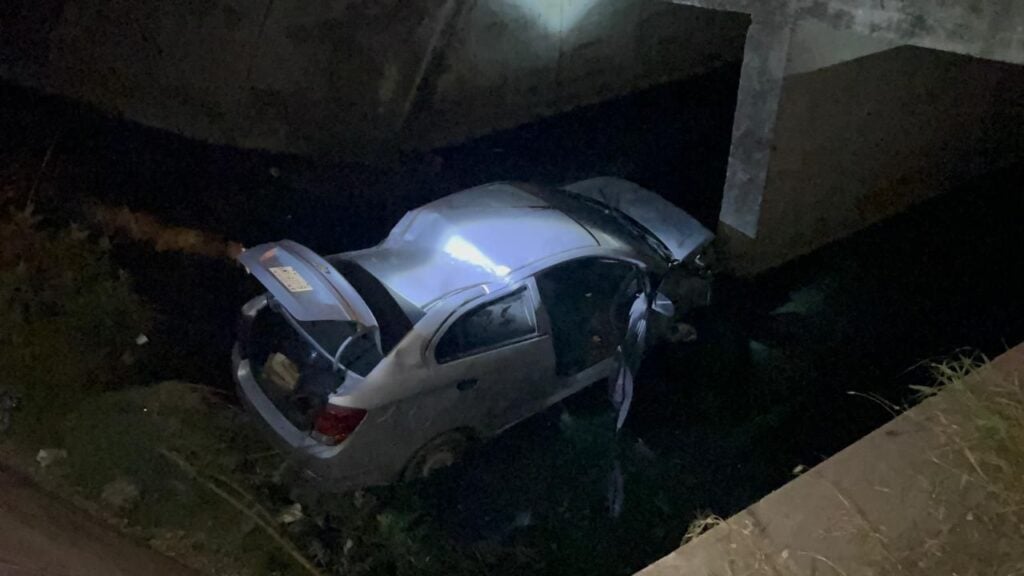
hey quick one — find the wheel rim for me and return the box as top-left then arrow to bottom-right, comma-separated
421,450 -> 455,477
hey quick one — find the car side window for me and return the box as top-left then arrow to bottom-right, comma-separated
536,258 -> 641,325
435,288 -> 536,364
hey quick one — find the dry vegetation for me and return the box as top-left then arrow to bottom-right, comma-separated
907,356 -> 1024,575
88,204 -> 243,261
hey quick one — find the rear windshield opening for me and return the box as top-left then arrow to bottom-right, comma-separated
250,299 -> 386,380
328,257 -> 418,353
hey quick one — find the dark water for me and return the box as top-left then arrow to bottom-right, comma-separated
3,67 -> 1023,575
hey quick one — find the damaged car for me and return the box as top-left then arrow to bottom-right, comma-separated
232,177 -> 712,490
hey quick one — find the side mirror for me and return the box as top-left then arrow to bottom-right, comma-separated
651,292 -> 675,318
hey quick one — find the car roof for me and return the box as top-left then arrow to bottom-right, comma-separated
343,182 -> 603,309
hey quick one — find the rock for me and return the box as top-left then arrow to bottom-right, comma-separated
35,448 -> 68,468
276,502 -> 304,525
101,477 -> 141,512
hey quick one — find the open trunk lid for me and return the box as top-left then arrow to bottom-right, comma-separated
239,240 -> 378,328
237,241 -> 380,436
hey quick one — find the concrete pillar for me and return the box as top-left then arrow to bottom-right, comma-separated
717,14 -> 792,238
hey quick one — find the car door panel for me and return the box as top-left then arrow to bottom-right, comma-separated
424,335 -> 556,434
411,284 -> 558,438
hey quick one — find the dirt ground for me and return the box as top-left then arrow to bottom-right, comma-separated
0,466 -> 195,576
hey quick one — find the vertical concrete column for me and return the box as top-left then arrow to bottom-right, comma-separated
717,13 -> 793,238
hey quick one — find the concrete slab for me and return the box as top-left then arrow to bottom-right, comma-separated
676,0 -> 1024,275
639,344 -> 1024,575
673,0 -> 1024,67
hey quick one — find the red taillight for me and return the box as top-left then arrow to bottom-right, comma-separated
312,405 -> 366,445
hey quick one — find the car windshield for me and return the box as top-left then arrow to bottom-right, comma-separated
565,191 -> 674,261
533,187 -> 673,263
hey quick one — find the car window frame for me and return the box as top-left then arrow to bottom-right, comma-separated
534,256 -> 647,305
532,255 -> 646,347
431,283 -> 541,365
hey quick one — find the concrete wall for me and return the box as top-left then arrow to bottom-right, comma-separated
719,45 -> 1024,273
793,0 -> 1024,66
404,1 -> 749,148
0,0 -> 444,158
0,0 -> 748,158
674,0 -> 1024,67
672,0 -> 1024,275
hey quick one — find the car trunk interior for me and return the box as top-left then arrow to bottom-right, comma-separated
244,300 -> 381,431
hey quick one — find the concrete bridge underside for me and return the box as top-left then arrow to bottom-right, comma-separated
3,0 -> 1023,272
673,0 -> 1024,272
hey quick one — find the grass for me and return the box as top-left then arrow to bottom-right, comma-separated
925,354 -> 1024,506
682,512 -> 724,545
51,379 -> 542,576
909,355 -> 1024,574
159,446 -> 325,576
0,203 -> 152,442
57,381 -> 301,575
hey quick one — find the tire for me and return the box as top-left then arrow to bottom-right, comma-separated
402,431 -> 471,482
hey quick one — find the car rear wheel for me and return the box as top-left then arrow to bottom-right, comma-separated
402,431 -> 470,482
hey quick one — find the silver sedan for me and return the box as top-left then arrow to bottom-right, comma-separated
232,177 -> 712,490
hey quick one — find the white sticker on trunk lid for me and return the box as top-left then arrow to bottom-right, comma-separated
269,266 -> 313,293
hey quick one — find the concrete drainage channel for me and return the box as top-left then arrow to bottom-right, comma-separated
3,77 -> 1024,575
640,345 -> 1024,575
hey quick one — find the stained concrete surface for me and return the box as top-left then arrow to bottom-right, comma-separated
638,344 -> 1024,576
403,2 -> 748,150
718,45 -> 1024,273
676,0 -> 1024,273
0,0 -> 747,157
677,0 -> 1024,66
0,465 -> 197,576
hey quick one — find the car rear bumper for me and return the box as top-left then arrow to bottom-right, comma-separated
232,344 -> 395,491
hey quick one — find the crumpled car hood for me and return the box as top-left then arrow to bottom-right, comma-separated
563,177 -> 713,263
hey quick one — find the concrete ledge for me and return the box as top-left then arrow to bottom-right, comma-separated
639,343 -> 1024,575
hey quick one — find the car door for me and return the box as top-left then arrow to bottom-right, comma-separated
534,257 -> 644,397
420,283 -> 558,435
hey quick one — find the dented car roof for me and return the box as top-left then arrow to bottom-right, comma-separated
344,182 -> 601,309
